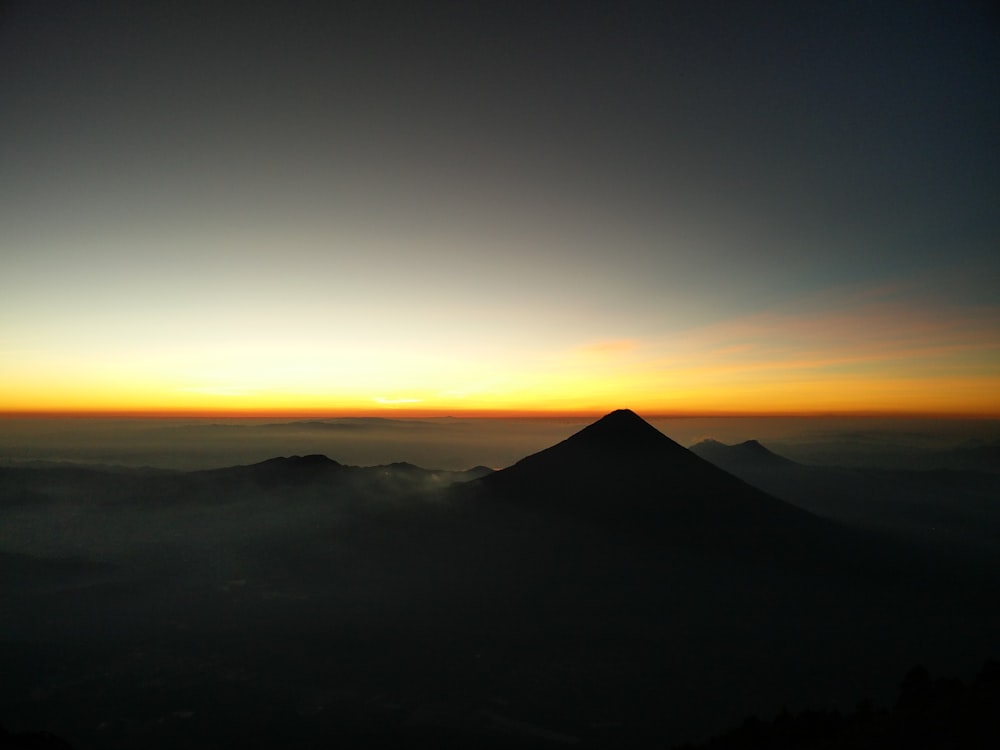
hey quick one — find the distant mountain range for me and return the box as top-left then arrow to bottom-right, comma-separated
689,438 -> 797,470
690,437 -> 1000,556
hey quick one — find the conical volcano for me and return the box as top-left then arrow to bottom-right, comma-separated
555,408 -> 679,452
484,408 -> 710,482
471,409 -> 829,553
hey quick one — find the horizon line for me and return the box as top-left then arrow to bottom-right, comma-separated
2,407 -> 998,420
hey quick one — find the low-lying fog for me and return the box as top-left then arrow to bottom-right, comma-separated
2,415 -> 998,471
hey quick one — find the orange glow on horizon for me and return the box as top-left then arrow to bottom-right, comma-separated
3,359 -> 999,420
4,289 -> 996,421
3,391 -> 999,421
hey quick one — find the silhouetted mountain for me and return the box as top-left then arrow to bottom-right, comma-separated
199,454 -> 345,487
456,465 -> 494,481
184,454 -> 483,502
690,438 -> 798,471
689,439 -> 1000,556
468,409 -> 831,561
0,454 -> 488,515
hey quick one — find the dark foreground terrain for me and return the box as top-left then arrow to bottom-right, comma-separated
2,411 -> 998,748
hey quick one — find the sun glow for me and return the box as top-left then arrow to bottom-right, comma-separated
3,257 -> 998,419
3,343 -> 998,419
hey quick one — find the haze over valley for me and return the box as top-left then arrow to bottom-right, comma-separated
3,414 -> 998,473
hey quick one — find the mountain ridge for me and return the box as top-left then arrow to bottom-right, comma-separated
690,437 -> 799,470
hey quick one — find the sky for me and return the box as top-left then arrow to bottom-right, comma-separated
2,1 -> 998,417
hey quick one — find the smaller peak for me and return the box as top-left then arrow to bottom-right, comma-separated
211,454 -> 343,483
455,465 -> 495,481
735,440 -> 776,456
282,454 -> 341,468
244,454 -> 339,471
726,440 -> 796,466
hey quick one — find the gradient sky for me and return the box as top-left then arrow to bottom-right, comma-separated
2,1 -> 998,416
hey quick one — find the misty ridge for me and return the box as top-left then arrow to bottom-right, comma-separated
2,410 -> 1000,749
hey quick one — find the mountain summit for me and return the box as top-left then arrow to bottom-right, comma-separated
565,408 -> 675,450
488,408 -> 704,478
